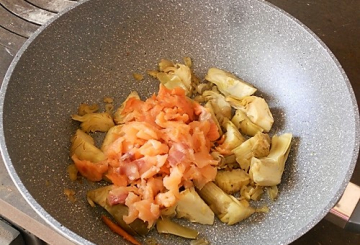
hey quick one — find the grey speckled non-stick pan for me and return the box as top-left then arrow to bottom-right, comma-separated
1,0 -> 359,244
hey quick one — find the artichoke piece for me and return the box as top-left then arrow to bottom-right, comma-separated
211,152 -> 238,170
87,186 -> 150,236
231,109 -> 264,136
226,96 -> 274,132
204,101 -> 223,137
67,164 -> 78,181
160,204 -> 177,218
196,83 -> 212,95
267,185 -> 279,201
203,90 -> 232,120
103,97 -> 114,114
77,103 -> 99,116
175,187 -> 214,225
211,151 -> 226,169
133,73 -> 144,81
105,104 -> 114,114
247,185 -> 264,201
232,132 -> 271,172
249,133 -> 292,186
156,218 -> 198,239
223,154 -> 239,169
197,182 -> 255,225
249,159 -> 282,186
157,72 -> 189,92
256,206 -> 270,213
158,59 -> 174,71
72,112 -> 114,133
70,129 -> 106,163
217,120 -> 245,153
205,67 -> 257,100
147,70 -> 159,78
103,97 -> 114,103
240,185 -> 251,200
232,133 -> 270,172
171,64 -> 192,89
101,125 -> 123,152
182,56 -> 202,94
224,154 -> 237,165
190,72 -> 201,92
190,238 -> 210,245
156,63 -> 192,95
183,56 -> 192,68
113,91 -> 140,125
193,95 -> 205,103
215,169 -> 250,194
64,188 -> 76,203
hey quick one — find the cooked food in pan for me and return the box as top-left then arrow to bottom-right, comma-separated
69,57 -> 292,244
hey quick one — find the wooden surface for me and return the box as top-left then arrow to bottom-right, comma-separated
0,1 -> 359,245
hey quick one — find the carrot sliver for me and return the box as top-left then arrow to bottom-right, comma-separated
101,215 -> 141,245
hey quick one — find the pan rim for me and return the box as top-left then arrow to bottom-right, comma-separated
0,0 -> 359,244
0,1 -> 95,244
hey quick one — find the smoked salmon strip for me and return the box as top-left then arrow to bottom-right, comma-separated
72,84 -> 220,227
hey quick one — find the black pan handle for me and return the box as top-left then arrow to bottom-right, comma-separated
325,182 -> 360,232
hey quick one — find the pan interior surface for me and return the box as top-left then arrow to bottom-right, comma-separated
1,0 -> 358,244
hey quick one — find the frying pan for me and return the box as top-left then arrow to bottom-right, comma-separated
0,0 -> 359,244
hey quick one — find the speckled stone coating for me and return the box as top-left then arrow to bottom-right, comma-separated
0,0 -> 359,244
